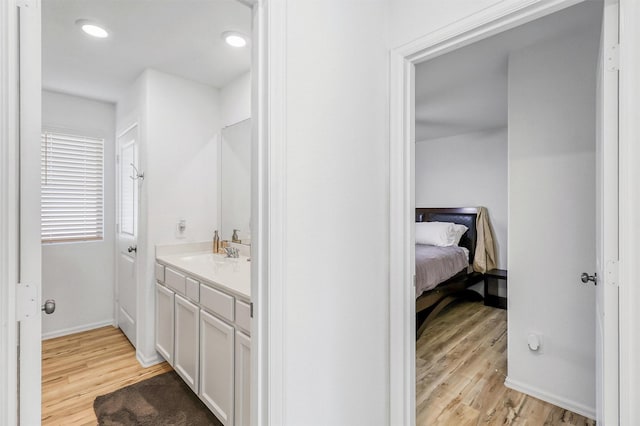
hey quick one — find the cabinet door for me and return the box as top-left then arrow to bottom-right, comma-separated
175,294 -> 200,393
200,310 -> 234,426
155,283 -> 174,365
235,331 -> 251,426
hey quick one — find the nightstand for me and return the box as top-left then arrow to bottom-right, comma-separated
484,269 -> 507,309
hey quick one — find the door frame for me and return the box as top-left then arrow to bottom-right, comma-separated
596,1 -> 620,423
0,0 -> 42,424
617,1 -> 640,422
389,0 -> 640,424
0,0 -> 275,424
249,0 -> 281,424
0,1 -> 20,424
17,2 -> 42,424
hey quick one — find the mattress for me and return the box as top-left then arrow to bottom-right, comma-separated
415,244 -> 469,297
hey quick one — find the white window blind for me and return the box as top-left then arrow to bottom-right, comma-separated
41,131 -> 104,243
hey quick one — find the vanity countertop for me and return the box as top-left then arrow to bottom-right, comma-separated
156,242 -> 251,301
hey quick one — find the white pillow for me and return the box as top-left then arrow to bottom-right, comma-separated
415,221 -> 468,247
450,223 -> 468,246
415,222 -> 455,246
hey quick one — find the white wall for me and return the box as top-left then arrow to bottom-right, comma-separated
145,69 -> 220,246
41,90 -> 116,338
507,28 -> 598,416
220,71 -> 250,127
115,71 -> 145,128
389,0 -> 505,48
415,128 -> 508,269
116,69 -> 221,364
269,2 -> 389,424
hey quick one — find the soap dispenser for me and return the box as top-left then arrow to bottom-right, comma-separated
213,230 -> 220,253
232,229 -> 240,243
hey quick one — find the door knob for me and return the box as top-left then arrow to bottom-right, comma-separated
581,272 -> 597,285
127,245 -> 137,253
42,299 -> 56,315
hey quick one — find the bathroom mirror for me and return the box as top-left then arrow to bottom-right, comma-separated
220,118 -> 251,244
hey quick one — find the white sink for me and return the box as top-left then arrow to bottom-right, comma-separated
156,244 -> 251,298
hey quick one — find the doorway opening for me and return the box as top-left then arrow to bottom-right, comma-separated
39,1 -> 254,423
388,0 -> 618,424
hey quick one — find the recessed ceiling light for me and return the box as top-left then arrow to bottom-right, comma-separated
222,31 -> 248,48
75,19 -> 109,39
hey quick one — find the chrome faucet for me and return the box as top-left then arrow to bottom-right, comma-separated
224,246 -> 239,258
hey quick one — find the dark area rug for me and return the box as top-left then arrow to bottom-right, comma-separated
93,371 -> 222,426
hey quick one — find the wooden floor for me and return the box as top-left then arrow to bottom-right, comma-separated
416,300 -> 596,426
42,307 -> 595,425
42,326 -> 172,425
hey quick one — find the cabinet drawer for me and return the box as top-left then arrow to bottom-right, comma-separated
235,300 -> 251,335
155,263 -> 165,283
186,277 -> 200,303
165,267 -> 186,295
200,284 -> 234,322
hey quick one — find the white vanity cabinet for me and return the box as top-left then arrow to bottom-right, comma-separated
200,309 -> 235,425
174,294 -> 200,393
154,258 -> 250,426
155,283 -> 174,365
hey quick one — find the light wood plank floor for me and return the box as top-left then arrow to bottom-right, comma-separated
42,326 -> 172,425
417,300 -> 596,426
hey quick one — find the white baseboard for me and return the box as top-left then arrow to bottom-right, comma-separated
504,376 -> 595,420
41,319 -> 115,340
136,351 -> 164,368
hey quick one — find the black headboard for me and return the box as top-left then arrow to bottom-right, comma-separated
415,207 -> 479,263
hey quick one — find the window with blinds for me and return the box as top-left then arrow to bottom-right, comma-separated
41,131 -> 104,243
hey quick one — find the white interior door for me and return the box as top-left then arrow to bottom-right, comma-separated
595,0 -> 619,424
116,124 -> 139,346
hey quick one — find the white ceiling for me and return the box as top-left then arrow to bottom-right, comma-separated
42,0 -> 252,103
415,1 -> 603,142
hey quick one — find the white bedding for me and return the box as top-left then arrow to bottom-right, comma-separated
415,244 -> 469,297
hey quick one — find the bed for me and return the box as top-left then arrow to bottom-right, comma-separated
415,207 -> 485,337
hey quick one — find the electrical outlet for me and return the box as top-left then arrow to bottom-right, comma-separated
527,333 -> 543,354
176,218 -> 186,239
